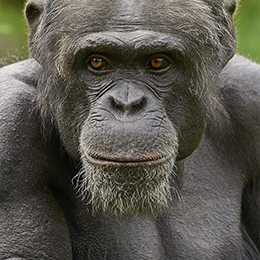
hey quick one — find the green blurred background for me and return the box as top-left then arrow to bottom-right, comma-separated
0,0 -> 259,63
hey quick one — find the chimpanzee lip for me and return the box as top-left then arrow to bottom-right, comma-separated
84,151 -> 173,167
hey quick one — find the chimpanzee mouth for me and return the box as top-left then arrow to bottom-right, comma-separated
84,151 -> 173,167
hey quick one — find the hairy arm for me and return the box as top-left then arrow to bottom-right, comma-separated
0,60 -> 72,260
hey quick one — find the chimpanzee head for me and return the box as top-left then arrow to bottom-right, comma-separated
25,0 -> 237,215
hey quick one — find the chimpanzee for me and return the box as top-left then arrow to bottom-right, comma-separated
0,0 -> 259,259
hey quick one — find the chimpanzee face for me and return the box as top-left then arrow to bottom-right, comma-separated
26,0 -> 236,215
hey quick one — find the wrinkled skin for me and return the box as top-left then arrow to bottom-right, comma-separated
0,0 -> 260,259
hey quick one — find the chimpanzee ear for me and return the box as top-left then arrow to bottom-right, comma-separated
25,0 -> 45,46
204,0 -> 238,66
225,0 -> 238,16
221,0 -> 238,62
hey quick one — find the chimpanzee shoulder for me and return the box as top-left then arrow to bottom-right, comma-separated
0,60 -> 38,137
221,55 -> 260,253
0,59 -> 39,90
222,55 -> 260,124
221,55 -> 260,162
0,59 -> 73,259
0,59 -> 41,149
0,59 -> 46,185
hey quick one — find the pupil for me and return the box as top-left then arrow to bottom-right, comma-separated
152,58 -> 162,68
92,58 -> 102,68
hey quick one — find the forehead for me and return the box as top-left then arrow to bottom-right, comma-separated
49,0 -> 210,34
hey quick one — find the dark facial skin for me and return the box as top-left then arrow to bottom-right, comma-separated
32,3 -> 211,215
0,0 -> 260,259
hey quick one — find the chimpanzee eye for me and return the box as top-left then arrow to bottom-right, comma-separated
146,55 -> 171,71
87,55 -> 113,72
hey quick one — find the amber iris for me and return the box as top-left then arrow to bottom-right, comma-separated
150,57 -> 169,70
90,58 -> 106,70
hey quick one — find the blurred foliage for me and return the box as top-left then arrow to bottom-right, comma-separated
234,0 -> 260,62
0,0 -> 259,62
0,0 -> 28,62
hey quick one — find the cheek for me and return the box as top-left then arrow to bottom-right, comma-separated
54,90 -> 90,160
78,70 -> 115,93
166,94 -> 206,160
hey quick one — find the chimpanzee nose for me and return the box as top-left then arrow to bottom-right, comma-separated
109,83 -> 147,116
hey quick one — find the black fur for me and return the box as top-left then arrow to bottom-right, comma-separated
0,0 -> 259,259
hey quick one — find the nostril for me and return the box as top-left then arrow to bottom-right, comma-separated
110,96 -> 125,113
109,95 -> 147,114
130,97 -> 146,113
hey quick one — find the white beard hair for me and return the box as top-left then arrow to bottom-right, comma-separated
73,155 -> 179,216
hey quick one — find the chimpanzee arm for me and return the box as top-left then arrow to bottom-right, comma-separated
0,60 -> 72,260
222,54 -> 260,250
